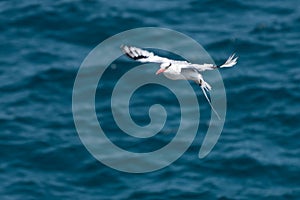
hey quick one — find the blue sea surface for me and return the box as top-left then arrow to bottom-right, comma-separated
1,0 -> 300,199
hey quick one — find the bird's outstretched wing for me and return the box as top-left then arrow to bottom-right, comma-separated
121,45 -> 172,64
183,54 -> 238,72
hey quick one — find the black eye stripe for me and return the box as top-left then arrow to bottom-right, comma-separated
166,63 -> 171,69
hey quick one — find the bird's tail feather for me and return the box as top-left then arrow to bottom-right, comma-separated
219,53 -> 238,68
200,86 -> 221,120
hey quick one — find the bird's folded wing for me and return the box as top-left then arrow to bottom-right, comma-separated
121,45 -> 171,63
183,63 -> 216,72
180,67 -> 200,74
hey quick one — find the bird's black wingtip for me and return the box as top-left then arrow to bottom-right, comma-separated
120,45 -> 149,60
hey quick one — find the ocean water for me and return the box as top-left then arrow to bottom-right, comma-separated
1,0 -> 300,199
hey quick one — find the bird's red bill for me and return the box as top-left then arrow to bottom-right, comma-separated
156,68 -> 166,75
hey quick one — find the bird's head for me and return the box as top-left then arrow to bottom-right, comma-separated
156,63 -> 171,75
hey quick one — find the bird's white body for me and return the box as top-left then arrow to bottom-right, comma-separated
121,45 -> 238,119
162,63 -> 184,80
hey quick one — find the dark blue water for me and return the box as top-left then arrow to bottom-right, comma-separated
1,0 -> 300,199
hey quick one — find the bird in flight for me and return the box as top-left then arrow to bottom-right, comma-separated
121,45 -> 238,119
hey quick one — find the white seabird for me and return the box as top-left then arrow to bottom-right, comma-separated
121,45 -> 238,119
